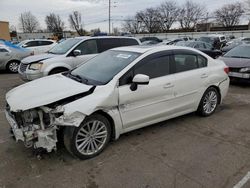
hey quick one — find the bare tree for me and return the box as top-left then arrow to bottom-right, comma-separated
18,12 -> 39,33
178,0 -> 205,30
122,16 -> 144,34
214,2 -> 244,27
158,1 -> 180,31
45,13 -> 65,33
68,11 -> 85,36
245,0 -> 250,11
136,8 -> 162,33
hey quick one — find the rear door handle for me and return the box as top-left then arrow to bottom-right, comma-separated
201,73 -> 208,78
164,83 -> 174,89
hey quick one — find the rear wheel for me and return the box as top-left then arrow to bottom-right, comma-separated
64,114 -> 111,159
197,87 -> 219,116
7,61 -> 20,73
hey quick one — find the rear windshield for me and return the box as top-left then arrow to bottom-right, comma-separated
224,46 -> 250,59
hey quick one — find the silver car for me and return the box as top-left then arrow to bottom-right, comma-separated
0,43 -> 33,73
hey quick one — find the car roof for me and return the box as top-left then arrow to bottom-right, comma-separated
112,45 -> 198,54
22,39 -> 55,42
74,36 -> 138,40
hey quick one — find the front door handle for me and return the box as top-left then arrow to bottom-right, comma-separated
164,83 -> 174,89
201,73 -> 208,78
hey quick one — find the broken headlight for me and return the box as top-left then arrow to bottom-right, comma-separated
22,110 -> 39,123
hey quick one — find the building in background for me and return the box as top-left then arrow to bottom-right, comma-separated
16,31 -> 77,42
0,21 -> 11,41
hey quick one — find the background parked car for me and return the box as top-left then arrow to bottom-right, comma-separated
219,44 -> 250,83
0,43 -> 33,73
139,37 -> 162,43
19,36 -> 141,81
16,39 -> 57,55
175,41 -> 222,59
222,39 -> 250,53
198,35 -> 227,50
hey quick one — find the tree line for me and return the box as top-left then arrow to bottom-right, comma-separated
18,11 -> 86,35
122,0 -> 245,33
17,0 -> 247,35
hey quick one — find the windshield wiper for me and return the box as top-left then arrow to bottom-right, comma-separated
66,72 -> 83,83
227,56 -> 249,59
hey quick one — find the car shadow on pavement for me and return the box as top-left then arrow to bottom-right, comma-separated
0,70 -> 16,74
230,81 -> 250,88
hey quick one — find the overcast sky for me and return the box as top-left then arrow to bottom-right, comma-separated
0,0 -> 246,32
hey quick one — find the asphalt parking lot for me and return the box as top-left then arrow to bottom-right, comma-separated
0,73 -> 250,188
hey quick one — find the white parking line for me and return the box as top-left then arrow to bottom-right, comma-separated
233,171 -> 250,188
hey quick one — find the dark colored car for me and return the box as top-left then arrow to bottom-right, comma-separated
175,41 -> 222,59
222,40 -> 250,53
140,37 -> 162,43
219,45 -> 250,83
198,36 -> 227,50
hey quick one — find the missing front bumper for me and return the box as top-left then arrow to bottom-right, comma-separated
5,110 -> 58,152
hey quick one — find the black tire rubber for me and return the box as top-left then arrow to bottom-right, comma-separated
197,87 -> 219,117
49,68 -> 68,75
63,114 -> 111,160
6,61 -> 20,73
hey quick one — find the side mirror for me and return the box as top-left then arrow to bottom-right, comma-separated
22,44 -> 27,48
73,49 -> 81,56
130,74 -> 150,91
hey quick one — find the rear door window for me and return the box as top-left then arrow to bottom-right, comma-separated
174,54 -> 199,73
97,38 -> 121,53
119,38 -> 139,46
39,41 -> 54,46
173,50 -> 208,73
24,41 -> 39,47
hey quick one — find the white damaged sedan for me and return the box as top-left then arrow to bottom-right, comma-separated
5,45 -> 229,159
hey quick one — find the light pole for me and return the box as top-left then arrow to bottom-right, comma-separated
109,0 -> 111,34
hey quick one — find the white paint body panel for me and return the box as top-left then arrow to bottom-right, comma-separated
7,46 -> 229,141
6,74 -> 92,111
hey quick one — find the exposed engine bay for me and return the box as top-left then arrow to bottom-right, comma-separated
5,103 -> 85,152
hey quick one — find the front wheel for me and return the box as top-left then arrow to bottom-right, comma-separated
64,114 -> 111,159
197,87 -> 219,117
7,61 -> 20,73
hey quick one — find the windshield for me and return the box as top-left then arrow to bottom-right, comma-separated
175,41 -> 186,46
48,38 -> 81,54
199,37 -> 213,43
16,41 -> 26,47
69,50 -> 141,85
224,46 -> 250,59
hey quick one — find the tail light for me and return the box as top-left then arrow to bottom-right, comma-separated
224,67 -> 229,74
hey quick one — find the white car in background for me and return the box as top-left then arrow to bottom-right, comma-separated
18,36 -> 140,81
17,39 -> 56,55
5,45 -> 229,159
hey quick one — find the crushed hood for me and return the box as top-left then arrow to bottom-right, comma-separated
21,53 -> 59,64
219,57 -> 250,68
6,74 -> 93,111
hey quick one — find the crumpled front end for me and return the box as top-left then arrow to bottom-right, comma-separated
5,103 -> 85,152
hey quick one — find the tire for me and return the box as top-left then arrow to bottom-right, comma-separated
49,68 -> 68,75
7,61 -> 20,73
197,87 -> 219,117
64,114 -> 111,160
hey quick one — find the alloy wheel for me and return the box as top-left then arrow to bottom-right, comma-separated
75,120 -> 108,155
8,62 -> 19,73
203,90 -> 218,114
